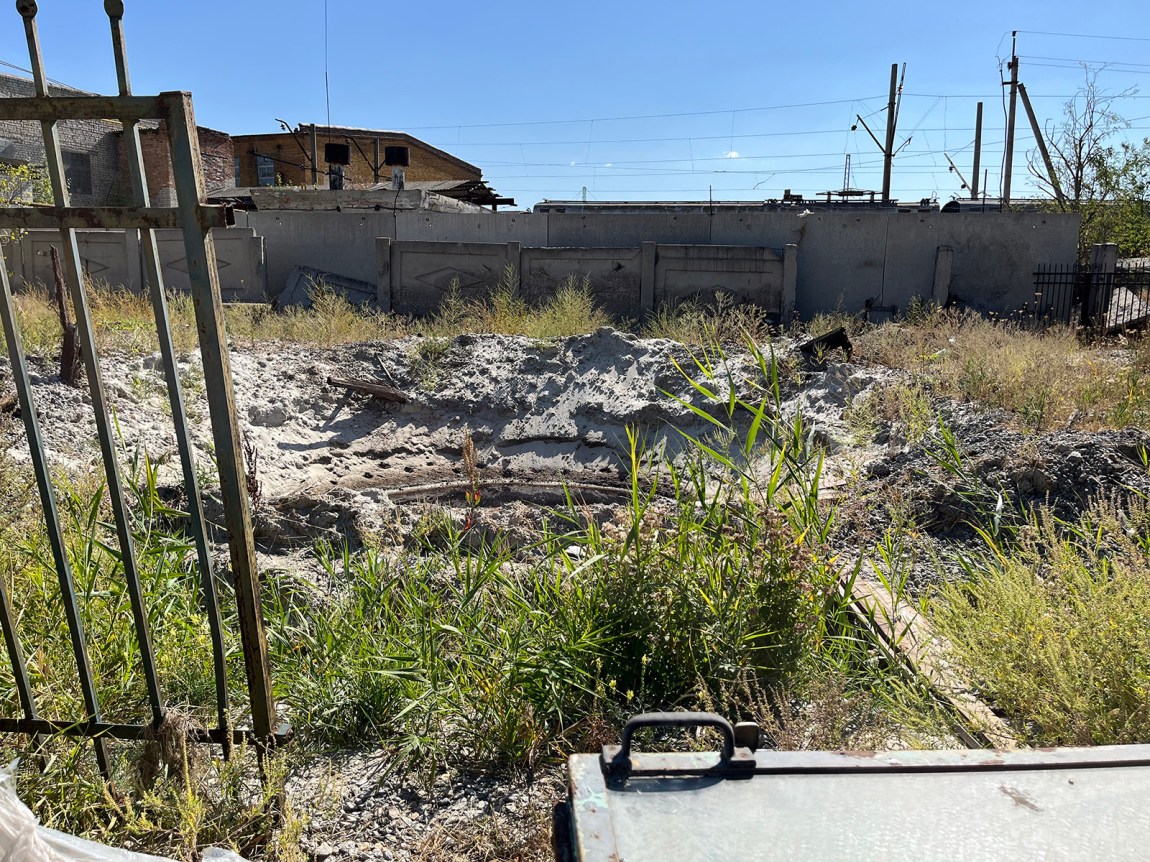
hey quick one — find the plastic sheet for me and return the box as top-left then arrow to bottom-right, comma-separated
0,763 -> 247,862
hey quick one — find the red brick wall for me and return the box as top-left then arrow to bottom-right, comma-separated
119,123 -> 234,205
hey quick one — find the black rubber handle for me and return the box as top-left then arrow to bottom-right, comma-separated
618,711 -> 736,761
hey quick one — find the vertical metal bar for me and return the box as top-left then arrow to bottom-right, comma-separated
0,242 -> 109,776
163,92 -> 277,741
0,561 -> 37,724
105,0 -> 230,752
19,1 -> 165,728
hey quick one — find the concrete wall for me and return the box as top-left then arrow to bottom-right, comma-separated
385,239 -> 519,315
6,227 -> 268,302
377,239 -> 795,318
240,208 -> 1080,317
520,245 -> 644,317
654,244 -> 787,309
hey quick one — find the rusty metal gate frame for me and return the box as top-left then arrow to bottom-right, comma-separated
0,0 -> 281,773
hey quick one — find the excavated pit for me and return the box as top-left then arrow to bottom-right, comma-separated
4,326 -> 1148,588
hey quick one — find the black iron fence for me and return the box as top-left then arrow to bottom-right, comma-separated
1030,260 -> 1150,334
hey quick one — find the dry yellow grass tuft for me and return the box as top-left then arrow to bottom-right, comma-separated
854,308 -> 1150,431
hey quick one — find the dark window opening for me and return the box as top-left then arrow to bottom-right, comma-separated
256,155 -> 275,187
62,151 -> 91,196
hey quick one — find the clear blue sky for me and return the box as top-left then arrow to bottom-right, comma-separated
3,0 -> 1149,207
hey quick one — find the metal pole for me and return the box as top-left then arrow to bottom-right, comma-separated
163,91 -> 277,743
971,102 -> 983,201
20,0 -> 165,730
882,63 -> 897,203
1019,82 -> 1065,206
0,537 -> 37,726
1003,34 -> 1019,210
373,137 -> 381,184
105,0 -> 231,751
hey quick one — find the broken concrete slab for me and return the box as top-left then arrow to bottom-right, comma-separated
280,265 -> 376,309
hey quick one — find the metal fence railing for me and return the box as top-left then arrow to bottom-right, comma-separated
0,0 -> 283,773
1030,260 -> 1150,334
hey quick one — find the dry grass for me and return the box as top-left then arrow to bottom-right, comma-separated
414,807 -> 555,862
854,308 -> 1150,431
931,495 -> 1150,746
643,292 -> 776,344
0,274 -> 611,361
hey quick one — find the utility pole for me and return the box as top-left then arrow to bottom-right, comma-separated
1018,82 -> 1065,205
882,62 -> 898,203
971,101 -> 983,201
310,123 -> 319,185
1002,32 -> 1019,209
373,138 -> 381,184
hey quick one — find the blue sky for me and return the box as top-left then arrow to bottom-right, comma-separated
3,1 -> 1149,207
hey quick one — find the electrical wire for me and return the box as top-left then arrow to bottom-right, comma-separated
1021,54 -> 1150,68
1019,30 -> 1150,43
401,97 -> 884,131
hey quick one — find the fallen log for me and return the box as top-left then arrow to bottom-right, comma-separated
326,376 -> 409,403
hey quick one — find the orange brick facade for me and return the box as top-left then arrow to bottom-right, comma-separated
231,127 -> 480,189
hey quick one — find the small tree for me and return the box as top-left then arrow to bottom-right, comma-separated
1,161 -> 52,245
1031,69 -> 1150,258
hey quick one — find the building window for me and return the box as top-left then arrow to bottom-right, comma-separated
234,156 -> 241,187
256,155 -> 275,187
62,151 -> 92,196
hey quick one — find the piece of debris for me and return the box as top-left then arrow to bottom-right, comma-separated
49,246 -> 82,386
799,326 -> 853,361
0,394 -> 18,417
280,265 -> 376,309
327,376 -> 409,403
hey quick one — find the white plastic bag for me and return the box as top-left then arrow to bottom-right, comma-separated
0,762 -> 247,862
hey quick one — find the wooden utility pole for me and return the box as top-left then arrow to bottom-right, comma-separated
1018,82 -> 1065,205
1002,33 -> 1019,209
971,102 -> 983,201
882,63 -> 898,203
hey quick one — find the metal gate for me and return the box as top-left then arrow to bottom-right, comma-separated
1031,257 -> 1150,334
0,0 -> 281,774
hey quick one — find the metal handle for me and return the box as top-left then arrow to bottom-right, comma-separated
601,711 -> 758,778
618,711 -> 736,761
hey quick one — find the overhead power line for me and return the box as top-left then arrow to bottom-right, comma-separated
1019,30 -> 1150,43
1021,54 -> 1150,68
402,97 -> 885,130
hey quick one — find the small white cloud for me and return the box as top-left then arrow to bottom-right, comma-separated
724,150 -> 740,159
570,161 -> 576,166
604,162 -> 613,167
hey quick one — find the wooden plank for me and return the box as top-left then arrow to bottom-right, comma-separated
327,376 -> 409,403
842,569 -> 1020,750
